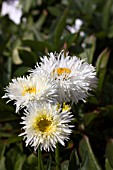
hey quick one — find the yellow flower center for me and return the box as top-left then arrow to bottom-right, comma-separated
22,87 -> 36,96
62,102 -> 71,112
57,102 -> 71,112
53,67 -> 71,76
33,115 -> 53,133
37,119 -> 52,132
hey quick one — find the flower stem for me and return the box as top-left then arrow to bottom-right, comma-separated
55,143 -> 61,170
38,147 -> 44,170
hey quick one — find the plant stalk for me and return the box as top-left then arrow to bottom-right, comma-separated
55,143 -> 61,170
38,147 -> 44,170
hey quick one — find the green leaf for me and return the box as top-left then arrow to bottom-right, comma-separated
6,146 -> 26,170
27,154 -> 38,166
48,6 -> 62,17
13,66 -> 31,77
32,10 -> 47,31
0,115 -> 19,123
79,35 -> 96,64
63,33 -> 78,49
61,160 -> 69,170
0,132 -> 15,137
0,157 -> 6,170
79,135 -> 102,170
105,158 -> 113,170
5,136 -> 22,145
96,48 -> 110,90
102,0 -> 113,31
96,48 -> 110,73
0,144 -> 6,160
0,100 -> 18,123
68,149 -> 80,170
0,100 -> 14,113
105,139 -> 113,168
20,0 -> 33,13
22,40 -> 53,53
83,0 -> 95,15
22,153 -> 38,170
14,155 -> 26,170
84,110 -> 99,126
0,37 -> 10,55
53,8 -> 69,44
46,154 -> 52,170
72,0 -> 83,13
108,24 -> 113,38
3,57 -> 12,86
18,49 -> 37,67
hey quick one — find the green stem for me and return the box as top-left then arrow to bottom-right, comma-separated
55,143 -> 61,170
38,147 -> 44,170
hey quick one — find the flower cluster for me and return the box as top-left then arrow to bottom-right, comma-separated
3,51 -> 97,151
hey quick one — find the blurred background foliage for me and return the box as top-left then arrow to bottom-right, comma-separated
0,0 -> 113,169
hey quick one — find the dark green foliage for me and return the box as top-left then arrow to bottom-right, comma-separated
68,149 -> 80,170
0,0 -> 113,169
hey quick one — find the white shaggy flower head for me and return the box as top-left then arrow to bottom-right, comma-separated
19,103 -> 73,152
3,74 -> 57,113
31,51 -> 97,103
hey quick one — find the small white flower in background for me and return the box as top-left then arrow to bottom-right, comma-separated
80,31 -> 85,37
31,51 -> 97,103
2,74 -> 58,113
19,103 -> 73,152
1,0 -> 22,25
67,19 -> 83,33
81,42 -> 86,48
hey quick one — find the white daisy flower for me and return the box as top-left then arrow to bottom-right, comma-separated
3,74 -> 57,113
19,103 -> 73,152
31,51 -> 97,103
